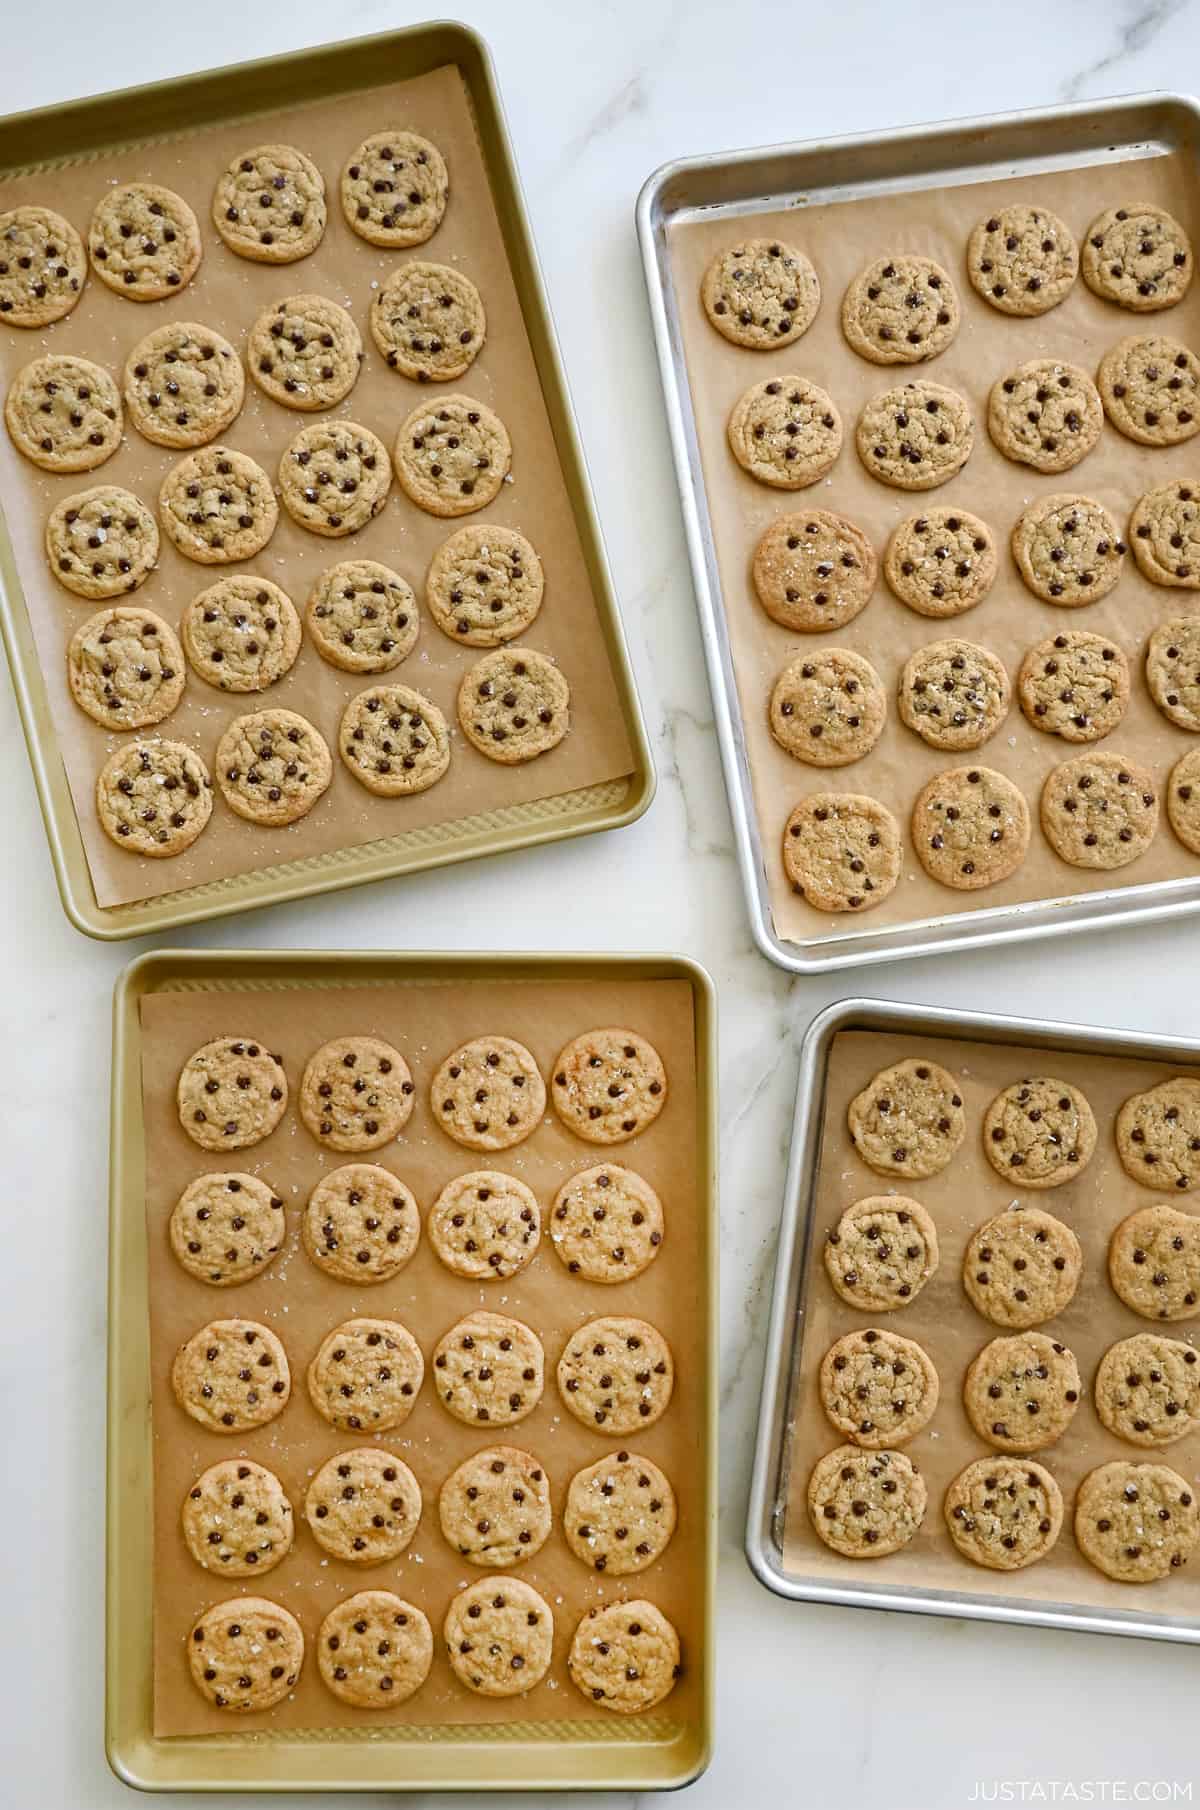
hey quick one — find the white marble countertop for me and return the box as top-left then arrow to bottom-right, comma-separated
6,1 -> 1200,1804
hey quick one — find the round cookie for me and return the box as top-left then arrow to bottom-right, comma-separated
433,1311 -> 544,1427
0,205 -> 85,326
159,445 -> 277,564
550,1028 -> 666,1145
429,1171 -> 541,1280
88,182 -> 201,300
819,1326 -> 939,1449
5,352 -> 121,472
307,1316 -> 423,1433
847,1058 -> 964,1180
393,393 -> 510,516
338,683 -> 450,796
549,1163 -> 665,1284
1094,1333 -> 1200,1446
169,1172 -> 286,1287
124,321 -> 244,449
556,1315 -> 674,1434
988,360 -> 1102,473
944,1457 -> 1064,1571
278,419 -> 390,536
438,1446 -> 552,1566
964,1332 -> 1081,1453
1040,751 -> 1158,870
856,380 -> 973,490
565,1451 -> 677,1576
182,1458 -> 293,1577
431,1035 -> 545,1152
883,507 -> 996,618
96,738 -> 212,858
1075,1461 -> 1199,1582
567,1601 -> 680,1714
216,708 -> 332,827
307,559 -> 418,672
68,605 -> 184,731
187,1597 -> 303,1711
700,237 -> 820,349
982,1077 -> 1098,1188
1167,748 -> 1200,854
444,1578 -> 552,1697
808,1444 -> 926,1557
1098,334 -> 1200,445
457,647 -> 570,763
782,792 -> 901,913
898,638 -> 1009,752
171,1318 -> 290,1433
248,292 -> 362,410
1011,493 -> 1126,606
46,485 -> 158,599
967,203 -> 1078,316
371,260 -> 485,382
1019,631 -> 1129,743
425,523 -> 544,645
341,130 -> 448,248
1109,1204 -> 1200,1320
962,1205 -> 1083,1329
1129,479 -> 1200,587
823,1195 -> 940,1311
841,253 -> 959,363
298,1035 -> 414,1152
213,143 -> 326,264
318,1592 -> 432,1707
181,576 -> 300,693
1147,617 -> 1200,731
768,647 -> 886,766
912,764 -> 1031,891
302,1164 -> 420,1283
751,509 -> 876,632
727,375 -> 841,488
1082,204 -> 1193,311
305,1448 -> 421,1563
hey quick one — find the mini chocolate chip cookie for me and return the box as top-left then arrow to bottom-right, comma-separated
181,576 -> 300,693
458,647 -> 569,763
428,1171 -> 541,1280
1147,617 -> 1200,730
160,445 -> 278,564
177,1037 -> 287,1151
1082,204 -> 1193,312
819,1326 -> 939,1449
841,253 -> 959,364
88,182 -> 201,300
124,321 -> 244,448
912,764 -> 1031,890
1168,748 -> 1200,853
751,509 -> 876,632
883,507 -> 996,618
1040,751 -> 1158,870
557,1315 -> 674,1434
306,559 -> 418,672
213,143 -> 326,263
0,205 -> 85,326
967,203 -> 1078,316
170,1172 -> 286,1287
216,708 -> 332,827
5,352 -> 121,471
97,738 -> 212,857
1019,631 -> 1130,742
279,419 -> 390,536
172,1318 -> 290,1432
46,484 -> 158,599
565,1451 -> 677,1576
68,605 -> 184,730
187,1597 -> 303,1711
339,683 -> 450,796
1110,1204 -> 1200,1320
439,1445 -> 552,1566
432,1035 -> 545,1151
701,237 -> 820,349
394,392 -> 510,516
371,260 -> 485,382
1095,1333 -> 1200,1446
1129,479 -> 1200,586
782,792 -> 901,912
318,1592 -> 432,1707
341,130 -> 448,248
445,1578 -> 553,1697
299,1035 -> 414,1151
1075,1461 -> 1199,1582
808,1444 -> 926,1557
727,375 -> 842,488
551,1028 -> 666,1145
567,1601 -> 680,1714
988,359 -> 1102,473
1118,1089 -> 1200,1199
182,1459 -> 293,1577
1098,334 -> 1200,445
823,1195 -> 940,1311
425,523 -> 544,645
303,1164 -> 420,1282
962,1205 -> 1083,1329
305,1447 -> 421,1563
768,647 -> 886,766
857,379 -> 974,489
965,1331 -> 1081,1454
433,1310 -> 545,1427
898,638 -> 1010,752
248,292 -> 362,410
944,1457 -> 1064,1570
983,1078 -> 1097,1187
307,1316 -> 424,1433
1011,493 -> 1126,606
549,1164 -> 664,1283
848,1057 -> 965,1180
